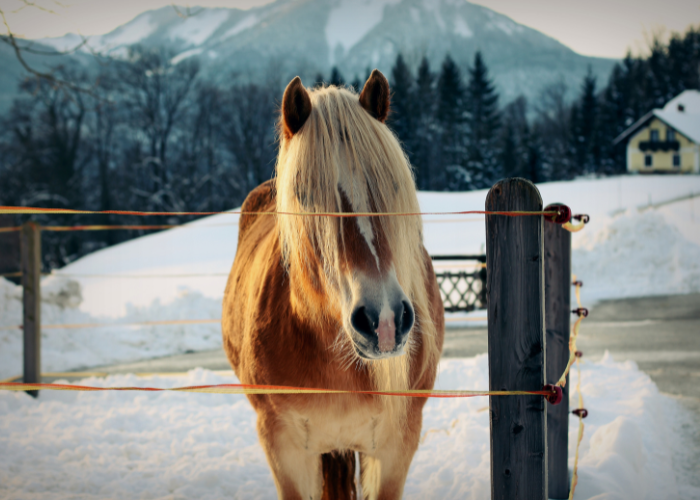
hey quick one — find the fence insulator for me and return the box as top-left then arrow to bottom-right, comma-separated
544,203 -> 572,224
543,384 -> 563,405
572,408 -> 588,418
572,307 -> 589,317
573,214 -> 590,224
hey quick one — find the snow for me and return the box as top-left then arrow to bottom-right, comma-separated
171,47 -> 204,65
487,16 -> 523,36
325,0 -> 401,62
94,13 -> 157,52
0,278 -> 223,379
573,209 -> 700,303
422,0 -> 447,31
168,9 -> 230,46
36,33 -> 85,53
222,14 -> 260,40
38,12 -> 158,55
655,90 -> 700,144
44,215 -> 240,318
453,16 -> 473,38
1,355 -> 697,499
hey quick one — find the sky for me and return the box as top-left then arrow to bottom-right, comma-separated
0,0 -> 698,58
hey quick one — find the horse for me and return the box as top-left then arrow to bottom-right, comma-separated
222,69 -> 445,500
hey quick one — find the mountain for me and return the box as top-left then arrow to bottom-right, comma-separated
6,0 -> 616,110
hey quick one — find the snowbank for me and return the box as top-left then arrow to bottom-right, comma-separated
572,208 -> 700,303
0,355 -> 697,499
0,279 -> 222,379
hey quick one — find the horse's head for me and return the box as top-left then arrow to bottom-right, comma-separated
276,70 -> 426,362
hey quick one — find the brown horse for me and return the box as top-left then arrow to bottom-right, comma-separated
222,70 -> 444,500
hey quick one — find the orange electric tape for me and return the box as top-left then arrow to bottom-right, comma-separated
1,218 -> 487,234
0,381 -> 557,399
0,318 -> 221,331
0,206 -> 558,218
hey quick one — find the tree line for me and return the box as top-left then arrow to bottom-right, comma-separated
0,26 -> 698,271
378,25 -> 700,189
0,46 -> 281,271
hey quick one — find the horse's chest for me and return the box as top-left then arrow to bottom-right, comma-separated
284,401 -> 386,455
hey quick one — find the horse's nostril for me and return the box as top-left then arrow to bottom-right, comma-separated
398,300 -> 414,335
351,306 -> 377,339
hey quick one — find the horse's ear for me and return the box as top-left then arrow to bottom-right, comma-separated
359,69 -> 390,123
282,76 -> 312,138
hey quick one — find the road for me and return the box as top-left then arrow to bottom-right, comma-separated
443,293 -> 700,403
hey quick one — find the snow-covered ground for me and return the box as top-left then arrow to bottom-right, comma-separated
1,355 -> 697,499
1,175 -> 700,498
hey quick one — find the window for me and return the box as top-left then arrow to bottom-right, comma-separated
645,155 -> 653,167
650,130 -> 659,142
667,129 -> 676,141
673,154 -> 681,167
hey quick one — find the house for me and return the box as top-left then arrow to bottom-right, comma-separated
614,90 -> 700,174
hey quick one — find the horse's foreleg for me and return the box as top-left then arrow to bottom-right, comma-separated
360,413 -> 422,500
257,414 -> 324,500
360,450 -> 414,500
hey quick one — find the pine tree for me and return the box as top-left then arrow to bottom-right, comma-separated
436,54 -> 466,190
523,121 -> 545,183
389,54 -> 415,165
314,72 -> 325,88
464,51 -> 500,189
413,57 -> 436,190
500,120 -> 519,178
499,96 -> 527,179
350,75 -> 362,93
643,38 -> 672,109
597,64 -> 629,174
329,66 -> 345,87
571,68 -> 600,175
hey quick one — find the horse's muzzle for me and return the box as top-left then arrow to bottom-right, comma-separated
350,301 -> 414,359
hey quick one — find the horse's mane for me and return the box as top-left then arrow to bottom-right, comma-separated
275,85 -> 440,424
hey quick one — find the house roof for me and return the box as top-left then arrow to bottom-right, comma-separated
613,90 -> 700,145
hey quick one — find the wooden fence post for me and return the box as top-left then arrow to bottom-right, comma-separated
486,178 -> 547,500
21,222 -> 41,397
544,216 -> 572,499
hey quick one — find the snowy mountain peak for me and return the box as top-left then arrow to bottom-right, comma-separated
30,0 -> 615,106
325,0 -> 401,64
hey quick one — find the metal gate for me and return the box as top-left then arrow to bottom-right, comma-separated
431,255 -> 486,312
